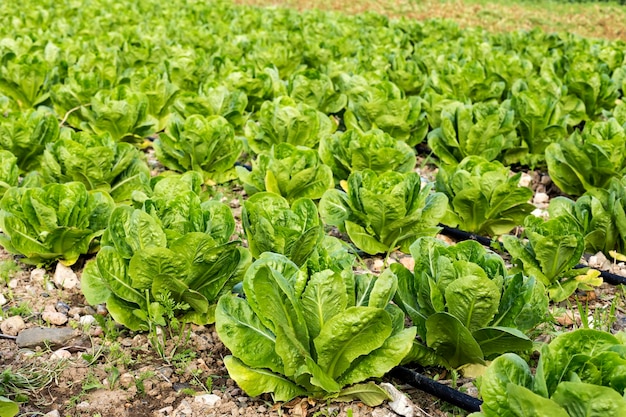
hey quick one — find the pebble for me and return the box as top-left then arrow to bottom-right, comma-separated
45,281 -> 56,292
194,394 -> 221,407
8,278 -> 18,289
50,348 -> 72,360
533,192 -> 550,205
398,256 -> 415,272
0,293 -> 6,306
55,301 -> 71,315
157,406 -> 174,415
173,399 -> 192,417
381,382 -> 414,417
79,315 -> 96,327
53,263 -> 80,289
76,401 -> 90,411
30,268 -> 47,283
119,373 -> 135,388
42,311 -> 68,326
518,172 -> 532,188
44,411 -> 60,417
1,315 -> 26,336
16,326 -> 76,348
96,304 -> 108,316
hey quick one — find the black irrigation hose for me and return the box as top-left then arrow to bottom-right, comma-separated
389,366 -> 483,413
437,225 -> 626,286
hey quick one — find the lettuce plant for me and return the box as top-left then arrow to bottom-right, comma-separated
244,96 -> 336,154
340,75 -> 428,146
549,179 -> 626,255
81,201 -> 249,329
565,56 -> 620,120
394,238 -> 546,369
504,79 -> 576,167
0,150 -> 18,198
546,118 -> 626,197
236,143 -> 334,201
435,156 -> 534,236
242,192 -> 325,266
216,254 -> 416,405
288,69 -> 347,114
225,67 -> 287,113
0,182 -> 115,265
173,85 -> 248,131
40,129 -> 151,202
80,86 -> 156,144
320,170 -> 447,255
131,171 -> 235,244
319,128 -> 416,182
502,216 -> 601,302
0,110 -> 59,172
471,330 -> 626,417
154,114 -> 243,184
427,100 -> 517,166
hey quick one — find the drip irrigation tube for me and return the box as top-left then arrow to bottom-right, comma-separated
437,225 -> 626,286
389,366 -> 483,413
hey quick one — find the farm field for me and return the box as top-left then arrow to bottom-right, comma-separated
1,0 -> 626,416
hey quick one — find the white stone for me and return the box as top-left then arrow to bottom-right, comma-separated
119,373 -> 135,388
0,293 -> 7,306
79,315 -> 96,327
30,268 -> 47,283
50,348 -> 72,360
44,411 -> 61,417
157,406 -> 174,416
53,263 -> 80,289
381,382 -> 414,417
194,393 -> 221,407
0,315 -> 26,336
518,172 -> 532,188
41,311 -> 68,326
8,279 -> 18,289
533,192 -> 550,205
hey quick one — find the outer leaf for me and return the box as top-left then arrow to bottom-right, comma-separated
216,295 -> 283,373
315,306 -> 391,379
425,312 -> 485,368
552,382 -> 626,417
224,356 -> 306,402
331,382 -> 391,407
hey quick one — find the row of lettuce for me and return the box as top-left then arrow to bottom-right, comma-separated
1,0 -> 626,413
0,170 -> 621,410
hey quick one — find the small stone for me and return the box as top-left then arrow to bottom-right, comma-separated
119,373 -> 135,388
42,311 -> 68,326
157,406 -> 173,415
8,278 -> 18,289
79,315 -> 96,327
31,268 -> 47,283
45,281 -> 56,292
96,304 -> 108,316
372,258 -> 385,272
16,327 -> 76,348
55,301 -> 70,315
76,401 -> 90,411
44,411 -> 61,417
531,208 -> 548,219
381,382 -> 414,417
0,293 -> 7,306
541,175 -> 552,185
194,393 -> 221,407
518,172 -> 532,188
1,315 -> 26,336
173,399 -> 192,416
398,256 -> 415,271
533,192 -> 549,205
257,406 -> 267,413
50,348 -> 72,360
53,263 -> 79,290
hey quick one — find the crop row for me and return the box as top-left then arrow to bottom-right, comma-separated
1,0 -> 626,415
